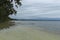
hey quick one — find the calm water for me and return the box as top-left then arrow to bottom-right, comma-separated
15,21 -> 60,33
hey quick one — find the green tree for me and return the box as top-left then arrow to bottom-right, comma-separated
0,0 -> 21,22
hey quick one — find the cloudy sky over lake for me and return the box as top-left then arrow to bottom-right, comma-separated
10,0 -> 60,19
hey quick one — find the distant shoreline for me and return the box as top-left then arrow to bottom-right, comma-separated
11,19 -> 60,21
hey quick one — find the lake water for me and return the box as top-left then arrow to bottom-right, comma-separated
16,21 -> 60,30
15,21 -> 60,33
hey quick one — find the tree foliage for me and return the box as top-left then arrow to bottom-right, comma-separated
0,0 -> 21,22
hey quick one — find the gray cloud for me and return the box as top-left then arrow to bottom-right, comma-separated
10,0 -> 60,19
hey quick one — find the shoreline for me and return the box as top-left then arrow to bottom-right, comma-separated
0,25 -> 60,40
0,21 -> 60,40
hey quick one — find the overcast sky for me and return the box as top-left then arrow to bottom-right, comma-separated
10,0 -> 60,19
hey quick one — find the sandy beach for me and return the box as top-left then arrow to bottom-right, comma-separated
0,24 -> 60,40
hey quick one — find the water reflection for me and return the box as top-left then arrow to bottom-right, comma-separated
0,21 -> 15,30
